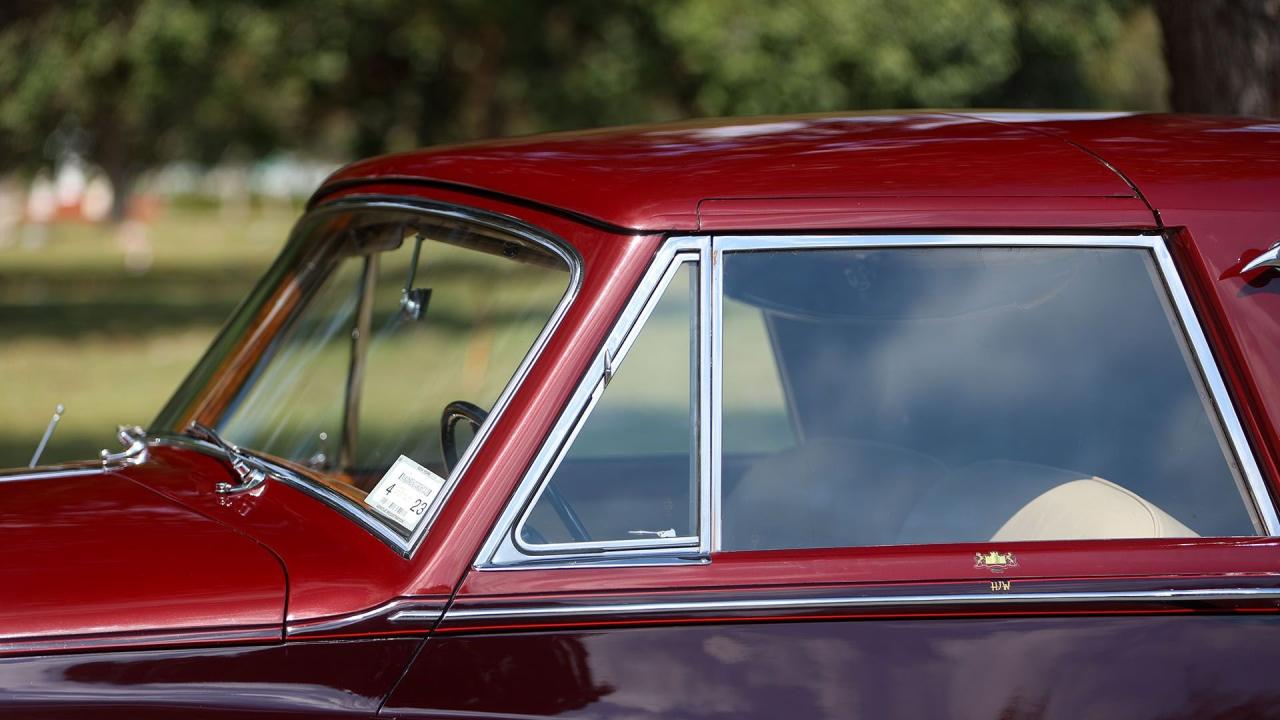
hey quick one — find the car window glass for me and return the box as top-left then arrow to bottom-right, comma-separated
722,295 -> 794,455
520,261 -> 698,547
215,214 -> 570,534
212,259 -> 363,468
720,246 -> 1260,551
355,237 -> 565,474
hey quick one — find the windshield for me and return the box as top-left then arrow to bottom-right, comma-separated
153,204 -> 573,535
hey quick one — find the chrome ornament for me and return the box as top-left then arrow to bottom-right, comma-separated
1240,241 -> 1280,275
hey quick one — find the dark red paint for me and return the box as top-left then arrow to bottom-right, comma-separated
120,444 -> 417,623
386,616 -> 1280,719
695,194 -> 1154,231
0,638 -> 419,718
6,111 -> 1280,717
0,468 -> 284,654
317,112 -> 1141,231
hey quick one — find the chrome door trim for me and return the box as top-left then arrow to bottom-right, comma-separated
479,235 -> 711,567
434,585 -> 1280,624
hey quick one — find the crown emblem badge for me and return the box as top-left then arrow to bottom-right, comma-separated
974,550 -> 1017,573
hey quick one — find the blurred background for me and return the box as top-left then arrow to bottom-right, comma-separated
1,0 -> 1277,468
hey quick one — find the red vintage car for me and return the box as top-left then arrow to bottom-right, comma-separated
5,111 -> 1280,719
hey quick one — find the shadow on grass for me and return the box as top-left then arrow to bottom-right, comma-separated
2,259 -> 567,339
2,264 -> 266,339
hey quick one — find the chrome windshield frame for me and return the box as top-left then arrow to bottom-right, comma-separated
152,197 -> 583,557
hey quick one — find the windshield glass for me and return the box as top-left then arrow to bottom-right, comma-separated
153,205 -> 573,534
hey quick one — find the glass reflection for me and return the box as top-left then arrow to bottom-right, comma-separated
722,246 -> 1257,550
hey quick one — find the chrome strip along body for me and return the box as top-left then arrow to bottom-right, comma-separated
476,232 -> 1280,571
411,586 -> 1280,626
285,597 -> 445,639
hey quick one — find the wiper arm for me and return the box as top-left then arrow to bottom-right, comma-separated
184,421 -> 273,494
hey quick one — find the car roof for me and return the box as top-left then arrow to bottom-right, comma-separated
314,111 -> 1280,231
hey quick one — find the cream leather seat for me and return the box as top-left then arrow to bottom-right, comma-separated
897,459 -> 1199,544
992,476 -> 1198,541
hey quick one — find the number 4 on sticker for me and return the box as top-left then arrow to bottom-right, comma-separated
365,456 -> 446,531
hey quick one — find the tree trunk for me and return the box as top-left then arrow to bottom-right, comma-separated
1155,0 -> 1280,116
104,164 -> 134,224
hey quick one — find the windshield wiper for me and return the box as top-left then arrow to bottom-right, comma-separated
184,421 -> 275,494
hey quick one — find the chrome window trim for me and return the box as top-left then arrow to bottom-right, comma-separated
711,232 -> 1279,542
176,197 -> 584,557
427,586 -> 1280,624
510,254 -> 700,555
481,236 -> 711,567
709,236 -> 725,551
478,231 -> 1278,571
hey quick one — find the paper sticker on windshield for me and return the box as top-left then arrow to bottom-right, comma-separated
366,455 -> 446,531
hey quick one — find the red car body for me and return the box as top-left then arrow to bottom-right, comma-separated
4,111 -> 1280,718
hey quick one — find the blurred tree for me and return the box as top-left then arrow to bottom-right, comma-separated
0,1 -> 301,220
292,0 -> 1160,147
978,0 -> 1135,108
1155,0 -> 1279,116
657,0 -> 1020,114
0,0 -> 1170,219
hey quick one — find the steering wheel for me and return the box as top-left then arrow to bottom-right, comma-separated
440,400 -> 488,474
439,399 -> 591,543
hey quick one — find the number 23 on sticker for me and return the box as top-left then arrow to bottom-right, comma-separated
365,455 -> 446,531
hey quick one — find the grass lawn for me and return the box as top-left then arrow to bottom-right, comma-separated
0,203 -> 299,468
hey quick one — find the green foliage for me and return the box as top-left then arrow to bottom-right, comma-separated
658,0 -> 1019,114
0,0 -> 1165,185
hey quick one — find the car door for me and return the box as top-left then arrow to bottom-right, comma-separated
384,232 -> 1280,720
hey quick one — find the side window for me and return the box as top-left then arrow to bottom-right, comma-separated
721,245 -> 1262,551
519,260 -> 698,548
721,295 -> 794,455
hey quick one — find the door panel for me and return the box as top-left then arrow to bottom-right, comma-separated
386,616 -> 1280,719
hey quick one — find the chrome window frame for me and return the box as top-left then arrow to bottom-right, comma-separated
481,235 -> 713,567
478,232 -> 1279,569
164,197 -> 584,558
